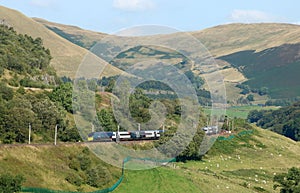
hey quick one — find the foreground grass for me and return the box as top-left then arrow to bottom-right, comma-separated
0,144 -> 121,192
115,127 -> 300,193
115,167 -> 202,193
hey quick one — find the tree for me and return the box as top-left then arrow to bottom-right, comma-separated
273,167 -> 300,192
97,109 -> 117,131
248,101 -> 300,141
129,89 -> 152,123
240,85 -> 250,95
0,173 -> 24,193
0,83 -> 13,101
176,126 -> 205,161
58,126 -> 81,142
4,108 -> 36,143
104,79 -> 115,92
247,110 -> 263,123
259,87 -> 269,96
50,82 -> 73,113
31,98 -> 62,131
247,94 -> 254,101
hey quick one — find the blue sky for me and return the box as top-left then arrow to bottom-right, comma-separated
0,0 -> 299,34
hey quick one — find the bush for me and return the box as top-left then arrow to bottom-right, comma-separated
0,83 -> 13,101
78,154 -> 91,171
0,173 -> 24,193
2,132 -> 16,144
65,173 -> 83,187
87,165 -> 112,188
273,167 -> 300,192
69,158 -> 80,171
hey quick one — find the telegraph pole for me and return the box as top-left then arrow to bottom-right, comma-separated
91,123 -> 95,133
116,125 -> 120,143
54,124 -> 58,146
28,123 -> 31,145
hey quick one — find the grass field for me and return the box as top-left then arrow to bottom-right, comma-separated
204,105 -> 279,119
114,127 -> 300,193
115,167 -> 201,193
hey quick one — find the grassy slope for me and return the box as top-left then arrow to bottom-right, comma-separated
0,144 -> 121,192
34,20 -> 300,59
204,105 -> 279,119
0,6 -> 123,78
219,44 -> 300,99
115,127 -> 300,193
33,18 -> 108,50
192,23 -> 300,57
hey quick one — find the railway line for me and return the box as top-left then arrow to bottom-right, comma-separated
0,139 -> 157,148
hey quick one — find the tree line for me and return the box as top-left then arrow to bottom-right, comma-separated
248,101 -> 300,141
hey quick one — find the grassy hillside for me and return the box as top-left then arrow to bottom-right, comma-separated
0,144 -> 121,192
193,23 -> 300,57
33,18 -> 108,50
115,127 -> 300,193
219,43 -> 300,99
0,6 -> 123,78
35,19 -> 300,58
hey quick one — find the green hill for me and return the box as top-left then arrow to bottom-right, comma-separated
219,43 -> 300,99
115,127 -> 300,193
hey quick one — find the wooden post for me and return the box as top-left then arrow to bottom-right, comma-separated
54,124 -> 58,145
28,123 -> 31,145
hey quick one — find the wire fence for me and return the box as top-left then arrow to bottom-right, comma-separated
217,130 -> 253,141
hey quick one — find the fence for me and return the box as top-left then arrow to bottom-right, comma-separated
217,130 -> 253,141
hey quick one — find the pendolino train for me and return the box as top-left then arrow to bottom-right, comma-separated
87,130 -> 164,142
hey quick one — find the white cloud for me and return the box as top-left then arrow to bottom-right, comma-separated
229,9 -> 279,23
29,0 -> 57,8
292,22 -> 300,25
113,0 -> 155,11
115,25 -> 178,37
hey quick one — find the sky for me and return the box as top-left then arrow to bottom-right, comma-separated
0,0 -> 299,34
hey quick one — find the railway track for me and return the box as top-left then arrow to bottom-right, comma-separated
0,139 -> 157,148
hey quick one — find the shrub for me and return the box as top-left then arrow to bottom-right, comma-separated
0,173 -> 24,193
65,173 -> 83,187
86,165 -> 112,188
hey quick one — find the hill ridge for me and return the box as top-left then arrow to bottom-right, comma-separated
0,6 -> 123,78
